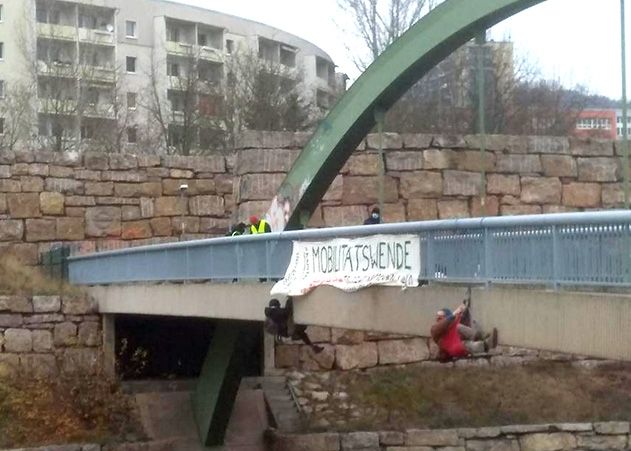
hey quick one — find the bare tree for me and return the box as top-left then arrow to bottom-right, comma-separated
144,49 -> 223,155
77,69 -> 141,154
0,82 -> 36,151
506,80 -> 588,136
144,48 -> 314,154
221,50 -> 313,147
338,0 -> 439,70
384,40 -> 584,137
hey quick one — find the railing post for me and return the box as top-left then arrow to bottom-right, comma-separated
265,239 -> 272,280
484,228 -> 491,287
427,231 -> 434,280
552,225 -> 559,290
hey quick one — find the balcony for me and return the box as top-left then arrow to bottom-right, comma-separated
168,76 -> 220,94
170,111 -> 185,124
82,103 -> 115,119
314,77 -> 335,93
198,46 -> 223,64
168,75 -> 186,91
37,60 -> 77,79
81,66 -> 116,83
79,28 -> 115,46
165,41 -> 223,64
166,40 -> 194,57
38,98 -> 78,116
37,23 -> 77,41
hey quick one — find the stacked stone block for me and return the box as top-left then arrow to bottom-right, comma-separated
273,327 -> 604,372
0,132 -> 627,263
275,328 -> 430,371
235,132 -> 626,227
0,150 -> 234,264
0,293 -> 102,378
270,421 -> 631,450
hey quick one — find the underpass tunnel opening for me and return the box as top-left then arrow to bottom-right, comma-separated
114,314 -> 263,380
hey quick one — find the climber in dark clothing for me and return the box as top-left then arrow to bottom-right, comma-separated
264,298 -> 323,353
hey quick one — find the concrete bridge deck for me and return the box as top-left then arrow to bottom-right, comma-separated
91,282 -> 631,362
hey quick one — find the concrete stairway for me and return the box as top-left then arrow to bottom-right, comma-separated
260,376 -> 303,433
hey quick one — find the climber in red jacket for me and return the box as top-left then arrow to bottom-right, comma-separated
430,302 -> 498,362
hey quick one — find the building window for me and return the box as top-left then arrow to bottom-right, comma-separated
167,27 -> 179,42
126,20 -> 137,38
127,127 -> 137,144
49,9 -> 60,25
198,33 -> 207,47
0,5 -> 4,22
0,80 -> 5,99
79,14 -> 96,29
127,92 -> 136,109
280,45 -> 296,67
0,43 -> 4,60
86,88 -> 98,106
0,118 -> 4,135
80,124 -> 93,140
126,56 -> 136,73
226,39 -> 234,54
316,89 -> 328,109
168,91 -> 184,112
36,4 -> 60,24
167,62 -> 179,77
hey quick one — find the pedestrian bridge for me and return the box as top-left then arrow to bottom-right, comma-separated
70,210 -> 631,361
68,210 -> 631,446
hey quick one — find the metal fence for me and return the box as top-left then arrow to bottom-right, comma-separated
42,245 -> 71,281
68,211 -> 631,288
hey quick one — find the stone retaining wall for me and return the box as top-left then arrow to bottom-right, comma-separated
274,326 -> 598,372
0,150 -> 235,265
0,293 -> 101,378
236,132 -> 627,226
0,131 -> 626,265
6,422 -> 631,451
270,421 -> 631,450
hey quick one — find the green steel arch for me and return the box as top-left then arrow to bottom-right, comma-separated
268,0 -> 546,230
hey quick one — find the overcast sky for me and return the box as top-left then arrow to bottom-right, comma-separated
171,0 -> 629,100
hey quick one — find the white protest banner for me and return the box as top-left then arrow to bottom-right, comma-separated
271,234 -> 420,296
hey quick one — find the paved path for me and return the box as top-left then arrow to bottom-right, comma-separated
131,380 -> 269,451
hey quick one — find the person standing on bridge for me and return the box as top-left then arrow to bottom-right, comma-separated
363,207 -> 381,225
249,215 -> 271,234
430,302 -> 497,361
226,222 -> 246,237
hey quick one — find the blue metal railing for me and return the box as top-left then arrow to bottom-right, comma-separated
68,211 -> 631,288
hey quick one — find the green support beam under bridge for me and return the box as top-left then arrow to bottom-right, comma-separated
267,0 -> 546,231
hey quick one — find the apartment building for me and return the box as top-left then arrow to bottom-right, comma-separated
0,0 -> 343,152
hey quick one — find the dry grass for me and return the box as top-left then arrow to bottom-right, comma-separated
0,255 -> 80,295
328,362 -> 631,431
0,377 -> 145,448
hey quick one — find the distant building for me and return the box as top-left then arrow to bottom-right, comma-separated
573,108 -> 631,140
423,39 -> 514,109
614,109 -> 631,139
0,0 -> 344,152
574,109 -> 617,140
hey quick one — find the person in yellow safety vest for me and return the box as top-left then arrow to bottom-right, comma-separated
249,215 -> 271,234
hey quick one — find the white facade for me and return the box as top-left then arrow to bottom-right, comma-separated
0,0 -> 342,151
